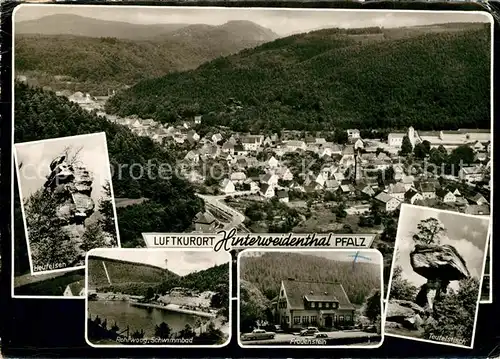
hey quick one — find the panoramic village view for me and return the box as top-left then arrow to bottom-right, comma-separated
12,7 -> 491,304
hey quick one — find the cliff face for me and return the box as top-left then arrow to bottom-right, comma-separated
44,155 -> 95,240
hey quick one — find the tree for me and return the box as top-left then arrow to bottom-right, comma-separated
98,180 -> 117,243
400,135 -> 413,156
145,287 -> 155,300
423,277 -> 479,347
363,289 -> 381,323
179,324 -> 195,338
80,222 -> 107,253
413,217 -> 446,245
390,266 -> 418,301
131,329 -> 145,339
155,322 -> 171,339
414,142 -> 428,159
333,130 -> 348,145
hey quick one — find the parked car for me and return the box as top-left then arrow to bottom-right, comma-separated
241,329 -> 276,341
300,327 -> 320,336
271,325 -> 284,333
314,332 -> 328,338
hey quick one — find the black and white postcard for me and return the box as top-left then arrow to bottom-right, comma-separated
14,133 -> 120,276
85,248 -> 231,347
385,204 -> 490,348
237,249 -> 383,348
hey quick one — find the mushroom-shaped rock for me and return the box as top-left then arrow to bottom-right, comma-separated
410,244 -> 470,281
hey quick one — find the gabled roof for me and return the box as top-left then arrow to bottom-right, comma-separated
282,279 -> 355,310
375,192 -> 398,203
404,189 -> 420,200
436,188 -> 453,198
194,211 -> 216,224
416,181 -> 435,193
68,281 -> 85,296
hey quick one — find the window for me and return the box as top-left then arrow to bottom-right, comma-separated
325,302 -> 330,308
281,289 -> 284,296
311,302 -> 315,308
346,315 -> 351,322
286,316 -> 289,323
318,302 -> 322,308
294,316 -> 301,324
310,316 -> 317,324
302,316 -> 308,324
339,315 -> 344,322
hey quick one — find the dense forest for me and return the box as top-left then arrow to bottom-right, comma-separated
239,252 -> 380,305
106,24 -> 490,132
13,84 -> 203,275
97,262 -> 230,302
88,256 -> 179,289
15,18 -> 278,95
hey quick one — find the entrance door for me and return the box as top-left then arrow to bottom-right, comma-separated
325,316 -> 333,328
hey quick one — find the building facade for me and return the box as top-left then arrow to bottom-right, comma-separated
275,279 -> 356,330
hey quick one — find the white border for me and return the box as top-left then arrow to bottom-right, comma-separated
384,203 -> 491,349
10,5 -> 494,300
84,247 -> 232,348
236,248 -> 384,349
13,132 -> 121,277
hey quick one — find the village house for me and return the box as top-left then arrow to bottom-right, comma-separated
415,182 -> 436,199
260,183 -> 275,198
354,139 -> 364,150
194,115 -> 202,124
241,135 -> 264,151
459,166 -> 484,183
234,144 -> 249,156
393,164 -> 405,181
244,178 -> 260,192
187,130 -> 200,143
324,179 -> 340,191
436,189 -> 456,203
401,175 -> 415,191
193,211 -> 217,232
347,129 -> 360,140
222,142 -> 236,155
220,179 -> 235,194
274,279 -> 356,329
473,141 -> 485,152
339,184 -> 356,196
465,204 -> 490,216
260,173 -> 279,188
267,156 -> 279,168
63,281 -> 85,297
374,192 -> 401,212
404,189 -> 423,204
467,193 -> 489,206
212,133 -> 223,144
276,190 -> 289,203
387,183 -> 407,201
230,171 -> 247,184
358,184 -> 376,198
346,204 -> 370,215
276,167 -> 294,182
284,140 -> 307,152
263,136 -> 273,147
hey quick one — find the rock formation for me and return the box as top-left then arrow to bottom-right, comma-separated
410,244 -> 470,312
44,155 -> 95,245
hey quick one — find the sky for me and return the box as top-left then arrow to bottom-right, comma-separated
392,204 -> 490,292
242,250 -> 381,265
94,250 -> 230,276
15,132 -> 112,203
14,5 -> 491,36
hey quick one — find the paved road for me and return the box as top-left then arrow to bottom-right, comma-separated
240,331 -> 379,345
196,191 -> 257,230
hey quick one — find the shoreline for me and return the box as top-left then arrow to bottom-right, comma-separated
130,301 -> 216,318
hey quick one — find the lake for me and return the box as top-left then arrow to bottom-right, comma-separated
88,300 -> 203,337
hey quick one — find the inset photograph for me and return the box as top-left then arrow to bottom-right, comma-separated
14,132 -> 120,276
237,249 -> 383,348
85,248 -> 231,347
385,204 -> 490,348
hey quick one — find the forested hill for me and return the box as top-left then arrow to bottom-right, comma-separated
87,256 -> 179,289
13,84 -> 202,262
106,24 -> 490,132
15,19 -> 278,95
239,252 -> 380,305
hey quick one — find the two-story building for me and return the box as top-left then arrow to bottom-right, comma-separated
275,278 -> 356,330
